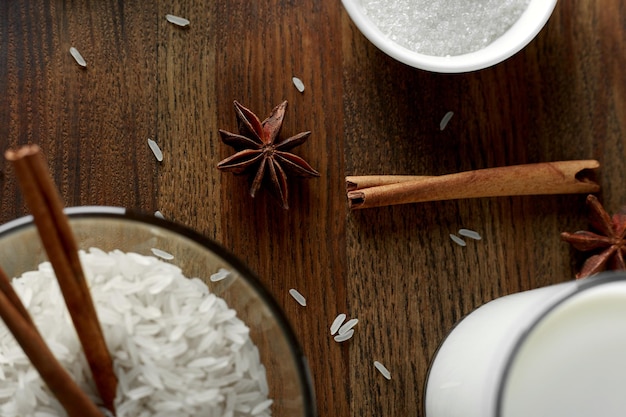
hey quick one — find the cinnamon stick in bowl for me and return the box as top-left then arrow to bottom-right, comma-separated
346,160 -> 600,210
5,145 -> 117,415
0,268 -> 106,417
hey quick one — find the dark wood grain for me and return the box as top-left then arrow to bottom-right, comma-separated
343,0 -> 626,416
0,1 -> 157,220
210,2 -> 348,417
213,3 -> 349,417
1,0 -> 625,416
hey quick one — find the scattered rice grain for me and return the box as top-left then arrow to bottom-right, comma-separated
165,14 -> 190,27
292,77 -> 305,93
337,318 -> 358,335
449,234 -> 467,247
374,360 -> 391,380
333,329 -> 354,343
154,211 -> 165,219
147,138 -> 163,162
69,47 -> 87,68
288,288 -> 306,306
330,313 -> 346,335
439,111 -> 454,130
458,228 -> 482,240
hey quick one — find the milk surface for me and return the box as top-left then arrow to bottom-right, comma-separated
425,274 -> 626,417
501,281 -> 626,416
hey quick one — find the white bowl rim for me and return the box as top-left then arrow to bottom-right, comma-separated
342,0 -> 558,73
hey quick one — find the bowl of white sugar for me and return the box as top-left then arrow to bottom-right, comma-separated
0,206 -> 316,417
342,0 -> 558,72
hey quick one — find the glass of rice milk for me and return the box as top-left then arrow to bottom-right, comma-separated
425,272 -> 626,417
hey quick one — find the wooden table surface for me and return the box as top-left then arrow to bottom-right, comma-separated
1,1 -> 625,416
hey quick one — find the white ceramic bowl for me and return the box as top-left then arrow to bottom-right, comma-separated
342,0 -> 558,73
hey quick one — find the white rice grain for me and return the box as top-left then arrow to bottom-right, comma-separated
289,288 -> 306,306
439,111 -> 454,130
449,234 -> 467,247
150,248 -> 174,260
292,77 -> 305,93
330,313 -> 346,335
0,250 -> 271,416
38,412 -> 64,417
333,329 -> 354,343
165,14 -> 190,27
374,360 -> 391,380
147,138 -> 163,162
250,399 -> 273,415
126,385 -> 154,400
458,228 -> 482,240
138,365 -> 164,390
210,268 -> 231,282
337,318 -> 358,335
148,139 -> 163,162
69,47 -> 87,68
154,211 -> 165,219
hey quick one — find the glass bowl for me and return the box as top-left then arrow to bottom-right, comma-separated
0,206 -> 316,417
342,0 -> 558,73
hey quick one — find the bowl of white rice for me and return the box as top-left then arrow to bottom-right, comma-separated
342,0 -> 558,72
0,206 -> 316,417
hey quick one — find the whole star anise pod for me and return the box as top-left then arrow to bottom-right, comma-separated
561,194 -> 626,279
217,100 -> 319,209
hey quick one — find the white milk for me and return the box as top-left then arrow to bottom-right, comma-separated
425,273 -> 626,417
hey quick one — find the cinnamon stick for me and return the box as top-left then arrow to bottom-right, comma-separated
346,175 -> 429,191
5,145 -> 117,414
0,268 -> 105,417
347,160 -> 600,210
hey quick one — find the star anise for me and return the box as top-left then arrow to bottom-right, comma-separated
561,194 -> 626,279
217,100 -> 319,209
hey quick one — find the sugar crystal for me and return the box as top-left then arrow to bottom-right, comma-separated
360,0 -> 530,56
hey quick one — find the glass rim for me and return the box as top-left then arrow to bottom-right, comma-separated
0,205 -> 318,417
